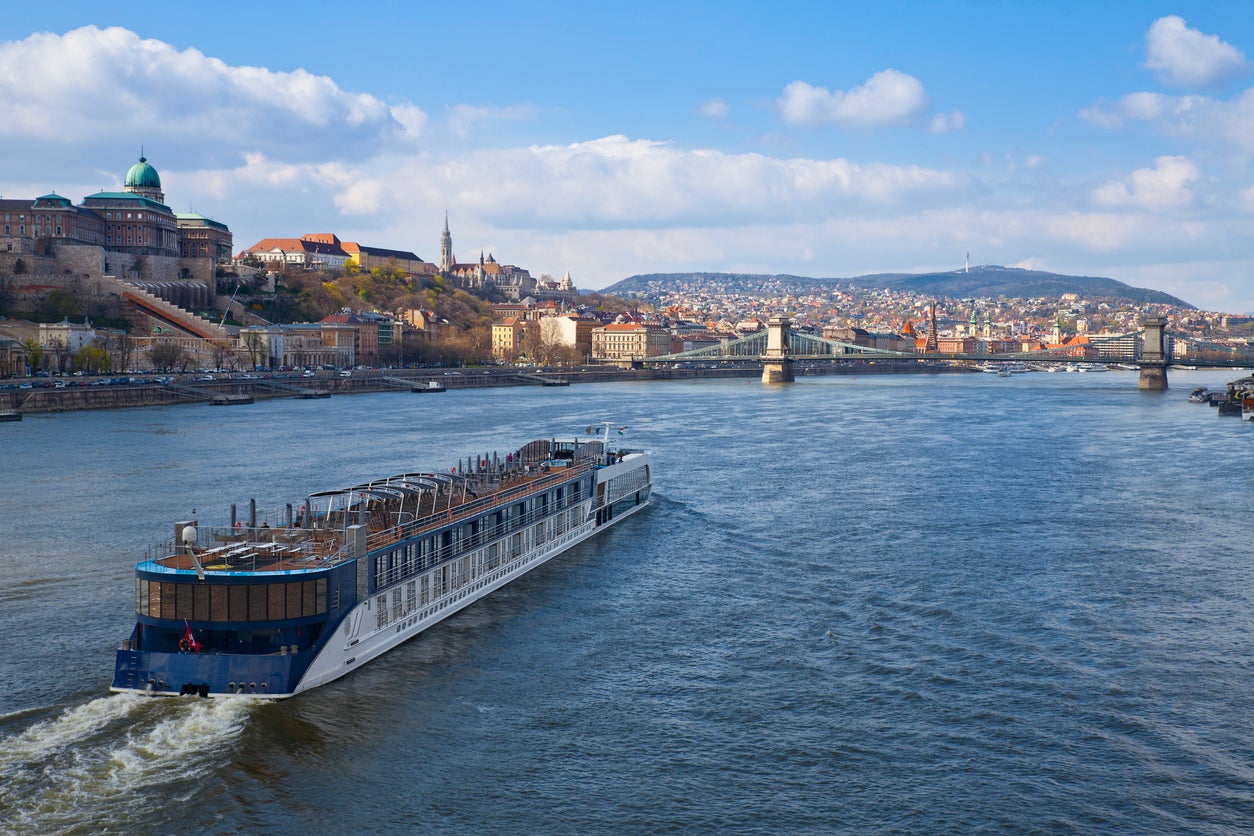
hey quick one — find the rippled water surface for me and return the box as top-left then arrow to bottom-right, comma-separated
1,371 -> 1250,834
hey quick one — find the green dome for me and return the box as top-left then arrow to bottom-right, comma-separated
124,156 -> 161,190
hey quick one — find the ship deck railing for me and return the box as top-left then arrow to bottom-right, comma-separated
146,460 -> 599,575
363,461 -> 593,555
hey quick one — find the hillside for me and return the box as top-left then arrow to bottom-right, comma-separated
607,266 -> 1193,308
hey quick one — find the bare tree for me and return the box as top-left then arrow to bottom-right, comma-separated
209,339 -> 235,371
149,341 -> 186,372
241,331 -> 268,369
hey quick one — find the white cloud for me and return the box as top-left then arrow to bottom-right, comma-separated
1144,15 -> 1247,87
0,26 -> 425,156
379,136 -> 973,229
1081,88 -> 1254,154
699,98 -> 730,118
777,70 -> 930,127
447,104 -> 538,138
928,109 -> 965,133
1092,156 -> 1200,211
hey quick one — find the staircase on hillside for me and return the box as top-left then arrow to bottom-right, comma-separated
100,276 -> 233,340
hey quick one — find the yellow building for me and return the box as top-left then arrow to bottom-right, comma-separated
591,322 -> 670,361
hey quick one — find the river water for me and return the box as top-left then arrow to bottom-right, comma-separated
0,370 -> 1250,834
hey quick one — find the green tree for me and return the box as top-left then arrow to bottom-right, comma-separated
73,344 -> 111,374
36,289 -> 80,321
20,338 -> 43,373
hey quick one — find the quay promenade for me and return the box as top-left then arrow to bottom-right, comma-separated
1,361 -> 964,415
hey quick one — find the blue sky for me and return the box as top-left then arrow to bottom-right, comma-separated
3,2 -> 1254,311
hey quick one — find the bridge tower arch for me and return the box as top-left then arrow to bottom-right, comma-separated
762,315 -> 795,384
1138,316 -> 1168,390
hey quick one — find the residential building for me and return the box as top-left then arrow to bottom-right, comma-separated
238,234 -> 349,271
492,317 -> 529,361
340,241 -> 433,276
539,314 -> 598,360
591,321 -> 670,361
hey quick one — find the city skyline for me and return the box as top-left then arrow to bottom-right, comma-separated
3,3 -> 1254,312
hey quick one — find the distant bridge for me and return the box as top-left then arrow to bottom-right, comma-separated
615,316 -> 1249,389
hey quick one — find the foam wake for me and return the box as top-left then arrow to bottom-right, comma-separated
0,695 -> 255,835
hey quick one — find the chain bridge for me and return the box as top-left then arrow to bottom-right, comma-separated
623,316 -> 1248,390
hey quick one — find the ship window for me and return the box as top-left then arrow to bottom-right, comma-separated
406,581 -> 416,613
376,596 -> 388,629
211,585 -> 228,620
228,585 -> 248,622
392,588 -> 402,620
249,585 -> 268,621
303,581 -> 318,617
269,583 -> 286,620
176,585 -> 194,620
286,582 -> 301,619
160,582 -> 177,620
420,575 -> 430,605
316,578 -> 327,613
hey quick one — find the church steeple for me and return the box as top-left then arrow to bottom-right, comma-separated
439,211 -> 454,273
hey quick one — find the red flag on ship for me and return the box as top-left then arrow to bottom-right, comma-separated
181,620 -> 202,653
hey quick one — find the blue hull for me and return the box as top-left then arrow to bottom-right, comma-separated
112,648 -> 313,697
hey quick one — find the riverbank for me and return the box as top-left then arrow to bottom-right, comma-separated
1,360 -> 966,415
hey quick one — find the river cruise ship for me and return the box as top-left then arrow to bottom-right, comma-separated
111,429 -> 652,698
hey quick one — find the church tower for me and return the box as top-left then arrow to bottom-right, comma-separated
926,300 -> 939,351
439,212 -> 454,273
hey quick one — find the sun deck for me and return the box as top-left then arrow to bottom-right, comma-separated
145,438 -> 616,575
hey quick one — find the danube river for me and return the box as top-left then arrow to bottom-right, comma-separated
0,370 -> 1250,834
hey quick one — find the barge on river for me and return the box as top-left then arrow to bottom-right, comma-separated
111,429 -> 652,698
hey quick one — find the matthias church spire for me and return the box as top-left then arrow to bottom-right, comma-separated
439,211 -> 454,273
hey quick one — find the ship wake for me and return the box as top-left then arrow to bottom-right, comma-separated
0,695 -> 255,835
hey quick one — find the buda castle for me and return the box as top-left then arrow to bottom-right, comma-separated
0,154 -> 232,311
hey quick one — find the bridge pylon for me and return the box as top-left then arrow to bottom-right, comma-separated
762,315 -> 794,384
1138,316 -> 1168,390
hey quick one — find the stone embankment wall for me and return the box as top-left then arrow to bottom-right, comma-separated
2,362 -> 968,416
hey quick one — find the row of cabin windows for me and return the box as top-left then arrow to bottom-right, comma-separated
372,487 -> 584,589
373,505 -> 592,633
374,523 -> 548,631
136,578 -> 328,622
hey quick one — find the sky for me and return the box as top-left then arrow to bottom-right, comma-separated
3,1 -> 1254,312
